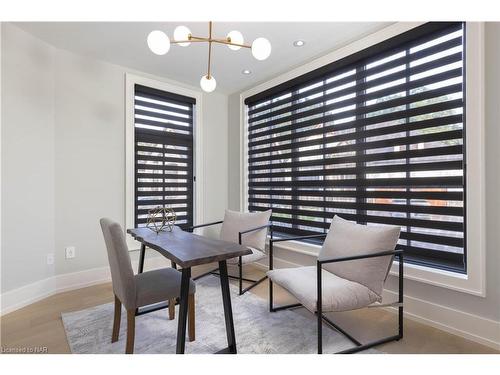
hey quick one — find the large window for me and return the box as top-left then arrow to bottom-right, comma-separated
134,84 -> 195,230
245,22 -> 466,273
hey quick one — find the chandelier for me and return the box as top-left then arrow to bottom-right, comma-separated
147,22 -> 271,92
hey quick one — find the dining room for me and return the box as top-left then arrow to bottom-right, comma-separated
1,0 -> 500,373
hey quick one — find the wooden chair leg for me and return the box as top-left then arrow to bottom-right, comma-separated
168,298 -> 176,320
188,294 -> 195,342
112,295 -> 121,343
126,310 -> 135,354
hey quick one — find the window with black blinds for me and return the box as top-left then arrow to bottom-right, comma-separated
134,84 -> 195,230
245,22 -> 466,273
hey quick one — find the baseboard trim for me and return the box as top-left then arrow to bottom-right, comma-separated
382,289 -> 500,351
1,277 -> 57,316
0,256 -> 170,316
254,253 -> 500,351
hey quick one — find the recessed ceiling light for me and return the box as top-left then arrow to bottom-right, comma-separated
242,69 -> 252,75
293,40 -> 305,47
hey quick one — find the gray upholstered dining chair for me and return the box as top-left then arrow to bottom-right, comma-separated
190,209 -> 272,295
267,215 -> 403,354
100,218 -> 196,354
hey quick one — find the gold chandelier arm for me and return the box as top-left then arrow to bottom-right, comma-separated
167,21 -> 256,87
170,39 -> 206,44
211,38 -> 251,49
172,35 -> 251,49
189,35 -> 210,42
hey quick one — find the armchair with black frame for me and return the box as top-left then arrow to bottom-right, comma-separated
189,209 -> 272,295
267,215 -> 403,354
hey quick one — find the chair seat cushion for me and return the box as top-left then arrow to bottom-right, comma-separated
227,247 -> 266,265
135,268 -> 195,308
267,266 -> 380,313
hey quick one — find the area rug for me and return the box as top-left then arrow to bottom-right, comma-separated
62,275 -> 374,354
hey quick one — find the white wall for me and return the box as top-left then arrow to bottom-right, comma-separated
202,92 -> 229,222
1,23 -> 229,293
1,23 -> 56,292
227,93 -> 241,211
53,47 -> 126,275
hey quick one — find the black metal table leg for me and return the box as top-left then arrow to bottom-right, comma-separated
398,252 -> 404,339
238,256 -> 243,295
176,267 -> 191,354
269,240 -> 274,312
217,260 -> 237,354
138,244 -> 146,274
134,244 -> 147,315
317,261 -> 323,354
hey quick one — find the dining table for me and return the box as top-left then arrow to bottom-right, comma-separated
127,226 -> 252,354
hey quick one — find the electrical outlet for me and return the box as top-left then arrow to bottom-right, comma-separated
65,246 -> 76,259
46,253 -> 54,265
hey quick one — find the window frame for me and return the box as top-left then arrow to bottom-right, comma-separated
240,22 -> 486,297
125,73 -> 204,250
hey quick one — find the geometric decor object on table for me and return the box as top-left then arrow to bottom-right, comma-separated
146,206 -> 177,234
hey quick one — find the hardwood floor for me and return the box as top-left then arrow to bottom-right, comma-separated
1,264 -> 497,354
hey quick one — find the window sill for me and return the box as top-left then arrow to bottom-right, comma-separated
270,238 -> 485,297
388,261 -> 484,297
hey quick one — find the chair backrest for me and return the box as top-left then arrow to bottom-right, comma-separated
100,218 -> 136,310
220,209 -> 272,251
318,215 -> 400,297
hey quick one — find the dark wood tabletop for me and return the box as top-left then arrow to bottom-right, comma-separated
127,226 -> 252,268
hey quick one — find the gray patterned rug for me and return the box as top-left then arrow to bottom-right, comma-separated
62,275 -> 375,354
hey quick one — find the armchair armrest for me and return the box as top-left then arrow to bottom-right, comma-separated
238,223 -> 272,245
188,220 -> 223,232
316,249 -> 404,330
318,249 -> 403,265
269,233 -> 327,244
238,223 -> 272,236
268,233 -> 328,271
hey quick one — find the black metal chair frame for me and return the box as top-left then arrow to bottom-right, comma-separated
269,234 -> 404,354
188,221 -> 273,295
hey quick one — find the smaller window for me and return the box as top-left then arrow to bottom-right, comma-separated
134,84 -> 196,230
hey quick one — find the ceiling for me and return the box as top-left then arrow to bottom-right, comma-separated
14,22 -> 392,94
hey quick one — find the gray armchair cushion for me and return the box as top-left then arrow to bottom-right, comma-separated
135,268 -> 195,308
319,215 -> 400,297
267,266 -> 379,313
220,209 -> 272,252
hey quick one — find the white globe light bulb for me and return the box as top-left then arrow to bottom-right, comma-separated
251,37 -> 271,61
200,75 -> 217,93
147,30 -> 170,55
226,30 -> 244,51
174,25 -> 191,47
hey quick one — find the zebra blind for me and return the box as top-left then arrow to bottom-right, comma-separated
245,22 -> 466,272
134,84 -> 195,230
